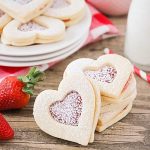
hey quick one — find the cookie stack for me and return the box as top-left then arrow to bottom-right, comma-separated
33,54 -> 137,146
65,54 -> 137,132
0,0 -> 86,46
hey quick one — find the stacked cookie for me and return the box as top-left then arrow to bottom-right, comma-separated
33,54 -> 137,146
0,0 -> 86,46
65,54 -> 137,132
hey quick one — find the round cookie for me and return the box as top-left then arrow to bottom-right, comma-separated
1,16 -> 66,46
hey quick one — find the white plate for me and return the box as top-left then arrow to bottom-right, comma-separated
0,33 -> 88,67
0,6 -> 91,56
0,33 -> 87,62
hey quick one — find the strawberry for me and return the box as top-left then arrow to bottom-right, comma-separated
0,67 -> 44,111
0,113 -> 14,140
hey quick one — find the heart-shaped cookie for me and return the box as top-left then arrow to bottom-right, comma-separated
44,0 -> 86,21
89,81 -> 101,143
96,102 -> 133,132
99,102 -> 131,126
64,54 -> 133,98
102,74 -> 136,102
0,0 -> 53,23
33,75 -> 96,146
0,9 -> 12,33
101,89 -> 136,113
1,16 -> 65,46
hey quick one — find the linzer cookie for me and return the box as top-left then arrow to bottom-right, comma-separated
64,54 -> 133,98
64,54 -> 136,133
1,16 -> 66,46
44,0 -> 86,27
96,102 -> 133,132
0,9 -> 12,33
96,54 -> 133,98
102,74 -> 136,102
89,82 -> 101,143
0,0 -> 53,23
101,90 -> 137,113
99,102 -> 131,126
33,74 -> 98,146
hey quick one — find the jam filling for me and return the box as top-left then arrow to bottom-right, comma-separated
12,0 -> 32,5
51,0 -> 70,8
50,91 -> 82,126
18,22 -> 46,32
85,66 -> 117,83
122,74 -> 132,93
0,10 -> 5,18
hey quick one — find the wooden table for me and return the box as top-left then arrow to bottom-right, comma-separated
1,17 -> 150,150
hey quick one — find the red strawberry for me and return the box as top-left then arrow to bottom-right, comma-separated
0,113 -> 14,140
0,67 -> 44,111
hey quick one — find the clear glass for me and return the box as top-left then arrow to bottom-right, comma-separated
124,0 -> 150,71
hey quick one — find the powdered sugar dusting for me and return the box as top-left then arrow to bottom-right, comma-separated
18,22 -> 46,32
85,66 -> 117,83
12,0 -> 32,5
50,91 -> 82,126
51,0 -> 70,8
0,10 -> 5,18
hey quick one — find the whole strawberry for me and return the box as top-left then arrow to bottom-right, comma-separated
0,67 -> 43,111
0,113 -> 14,140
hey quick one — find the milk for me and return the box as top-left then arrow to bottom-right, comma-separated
125,0 -> 150,71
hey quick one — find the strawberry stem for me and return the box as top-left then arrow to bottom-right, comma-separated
18,67 -> 44,95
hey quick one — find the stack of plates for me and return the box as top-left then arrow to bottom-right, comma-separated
0,7 -> 91,67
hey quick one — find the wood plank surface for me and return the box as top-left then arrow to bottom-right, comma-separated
0,16 -> 150,150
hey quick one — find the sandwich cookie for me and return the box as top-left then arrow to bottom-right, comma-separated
89,82 -> 101,143
44,0 -> 86,27
102,73 -> 136,103
101,89 -> 137,113
64,54 -> 133,99
0,0 -> 53,23
96,102 -> 133,132
102,74 -> 137,103
0,9 -> 12,33
1,16 -> 66,46
33,74 -> 97,146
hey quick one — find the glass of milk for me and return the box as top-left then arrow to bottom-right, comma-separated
125,0 -> 150,71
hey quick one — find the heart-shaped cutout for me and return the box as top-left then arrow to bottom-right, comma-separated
33,75 -> 96,145
1,16 -> 65,46
49,91 -> 82,126
84,66 -> 117,83
64,54 -> 133,98
0,0 -> 53,23
0,9 -> 12,32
